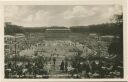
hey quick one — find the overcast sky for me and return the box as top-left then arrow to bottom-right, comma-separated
4,5 -> 122,27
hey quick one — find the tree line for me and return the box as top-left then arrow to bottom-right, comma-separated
70,23 -> 122,35
4,22 -> 122,36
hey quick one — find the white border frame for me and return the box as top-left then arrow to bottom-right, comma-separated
0,0 -> 127,82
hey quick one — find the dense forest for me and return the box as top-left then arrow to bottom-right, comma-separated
70,23 -> 122,35
4,23 -> 46,35
4,24 -> 24,35
108,14 -> 123,68
4,22 -> 122,36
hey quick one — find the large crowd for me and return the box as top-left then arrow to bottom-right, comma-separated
4,34 -> 123,78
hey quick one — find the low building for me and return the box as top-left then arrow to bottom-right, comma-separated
89,33 -> 99,40
101,35 -> 115,42
4,34 -> 27,56
4,35 -> 15,56
4,35 -> 15,44
15,33 -> 26,41
45,27 -> 70,33
45,27 -> 71,39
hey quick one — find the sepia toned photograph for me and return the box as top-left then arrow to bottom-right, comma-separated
4,4 -> 123,79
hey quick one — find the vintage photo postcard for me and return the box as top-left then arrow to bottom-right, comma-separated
0,0 -> 127,82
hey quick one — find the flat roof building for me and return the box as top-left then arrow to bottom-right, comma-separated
45,27 -> 70,33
